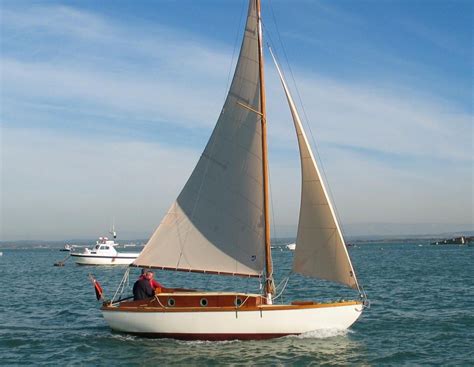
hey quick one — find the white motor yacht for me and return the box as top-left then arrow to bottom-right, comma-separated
71,236 -> 140,265
286,243 -> 296,251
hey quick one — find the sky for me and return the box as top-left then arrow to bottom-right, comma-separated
0,0 -> 472,241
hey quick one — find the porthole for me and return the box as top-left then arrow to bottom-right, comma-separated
200,298 -> 208,307
167,298 -> 175,307
234,297 -> 243,307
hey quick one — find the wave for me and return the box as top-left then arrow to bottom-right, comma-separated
289,328 -> 352,339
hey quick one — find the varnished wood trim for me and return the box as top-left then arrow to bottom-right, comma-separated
102,300 -> 361,313
156,292 -> 262,297
236,101 -> 263,116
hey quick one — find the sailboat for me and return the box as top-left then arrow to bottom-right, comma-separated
101,0 -> 367,340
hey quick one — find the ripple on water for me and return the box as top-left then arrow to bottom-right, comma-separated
1,245 -> 473,365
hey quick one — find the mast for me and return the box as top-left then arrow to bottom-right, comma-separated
256,0 -> 274,299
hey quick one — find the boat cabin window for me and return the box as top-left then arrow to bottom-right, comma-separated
104,246 -> 109,250
235,297 -> 243,307
94,245 -> 100,250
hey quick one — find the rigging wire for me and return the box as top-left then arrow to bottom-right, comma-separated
266,0 -> 349,241
222,0 -> 246,102
272,276 -> 290,301
266,178 -> 276,292
111,267 -> 130,303
268,163 -> 277,269
265,1 -> 365,295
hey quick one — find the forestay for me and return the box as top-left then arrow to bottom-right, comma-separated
270,50 -> 359,289
133,1 -> 265,277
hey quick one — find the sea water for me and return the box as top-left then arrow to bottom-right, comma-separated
0,242 -> 473,366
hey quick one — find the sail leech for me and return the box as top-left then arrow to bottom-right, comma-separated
133,0 -> 266,278
269,48 -> 360,290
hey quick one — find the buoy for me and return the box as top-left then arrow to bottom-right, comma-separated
54,254 -> 71,267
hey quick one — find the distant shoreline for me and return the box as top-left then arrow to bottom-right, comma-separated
1,231 -> 473,249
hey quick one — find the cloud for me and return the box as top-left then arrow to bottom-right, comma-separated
1,4 -> 235,132
1,3 -> 472,240
399,18 -> 469,57
2,3 -> 471,161
264,66 -> 472,232
265,65 -> 472,163
2,57 -> 223,129
0,127 -> 199,240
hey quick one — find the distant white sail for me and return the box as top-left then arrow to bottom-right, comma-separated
133,0 -> 265,277
270,49 -> 359,289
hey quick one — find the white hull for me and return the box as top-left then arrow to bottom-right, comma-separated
72,253 -> 138,265
102,302 -> 363,340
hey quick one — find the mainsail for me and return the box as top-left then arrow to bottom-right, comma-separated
269,50 -> 359,289
133,0 -> 265,277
